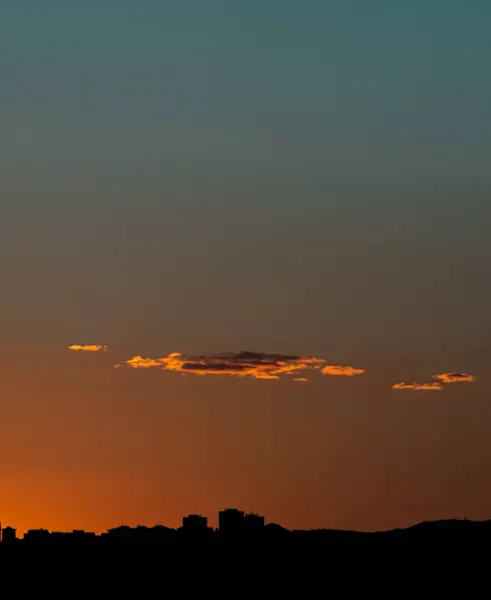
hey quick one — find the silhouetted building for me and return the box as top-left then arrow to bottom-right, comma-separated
102,524 -> 176,544
218,509 -> 265,537
182,514 -> 208,531
71,529 -> 96,541
219,509 -> 245,534
49,530 -> 95,543
24,529 -> 51,542
244,513 -> 265,529
1,526 -> 17,543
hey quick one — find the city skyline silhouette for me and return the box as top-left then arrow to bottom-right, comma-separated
2,507 -> 490,543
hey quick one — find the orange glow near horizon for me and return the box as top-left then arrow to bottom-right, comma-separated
0,354 -> 486,538
3,347 -> 481,537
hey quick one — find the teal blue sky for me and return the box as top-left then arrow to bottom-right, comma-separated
1,1 -> 490,533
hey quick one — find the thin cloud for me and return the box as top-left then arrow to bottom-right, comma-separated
392,382 -> 443,391
321,365 -> 365,377
68,344 -> 107,352
294,378 -> 308,382
119,351 -> 328,381
433,373 -> 475,384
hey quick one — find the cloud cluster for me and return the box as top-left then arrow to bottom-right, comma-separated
69,344 -> 367,383
122,351 -> 329,380
68,344 -> 107,352
67,343 -> 476,394
433,373 -> 475,384
393,371 -> 476,392
392,382 -> 443,391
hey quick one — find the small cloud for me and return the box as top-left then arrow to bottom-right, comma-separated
433,373 -> 475,384
68,344 -> 107,352
294,378 -> 308,382
392,382 -> 443,391
254,373 -> 279,380
125,356 -> 163,368
320,365 -> 365,377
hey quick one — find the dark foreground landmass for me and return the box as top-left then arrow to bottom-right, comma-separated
1,517 -> 490,593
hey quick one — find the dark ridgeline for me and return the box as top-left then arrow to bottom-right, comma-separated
2,511 -> 491,548
0,512 -> 489,592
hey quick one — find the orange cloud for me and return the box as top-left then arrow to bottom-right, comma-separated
125,356 -> 163,368
119,351 -> 327,381
320,365 -> 365,377
294,378 -> 308,382
68,344 -> 107,352
392,382 -> 443,391
433,373 -> 475,384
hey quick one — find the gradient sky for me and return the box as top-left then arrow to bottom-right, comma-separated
1,0 -> 490,535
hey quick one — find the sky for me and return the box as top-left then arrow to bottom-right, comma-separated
1,0 -> 490,535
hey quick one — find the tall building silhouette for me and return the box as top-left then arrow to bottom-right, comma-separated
219,509 -> 245,534
219,509 -> 265,535
1,526 -> 17,543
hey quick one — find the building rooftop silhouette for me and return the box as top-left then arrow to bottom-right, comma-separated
1,526 -> 16,543
218,509 -> 265,534
182,514 -> 208,530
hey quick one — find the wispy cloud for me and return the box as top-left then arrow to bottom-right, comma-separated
392,381 -> 443,391
68,344 -> 107,352
118,351 -> 334,381
118,351 -> 367,382
320,365 -> 365,377
433,373 -> 475,384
